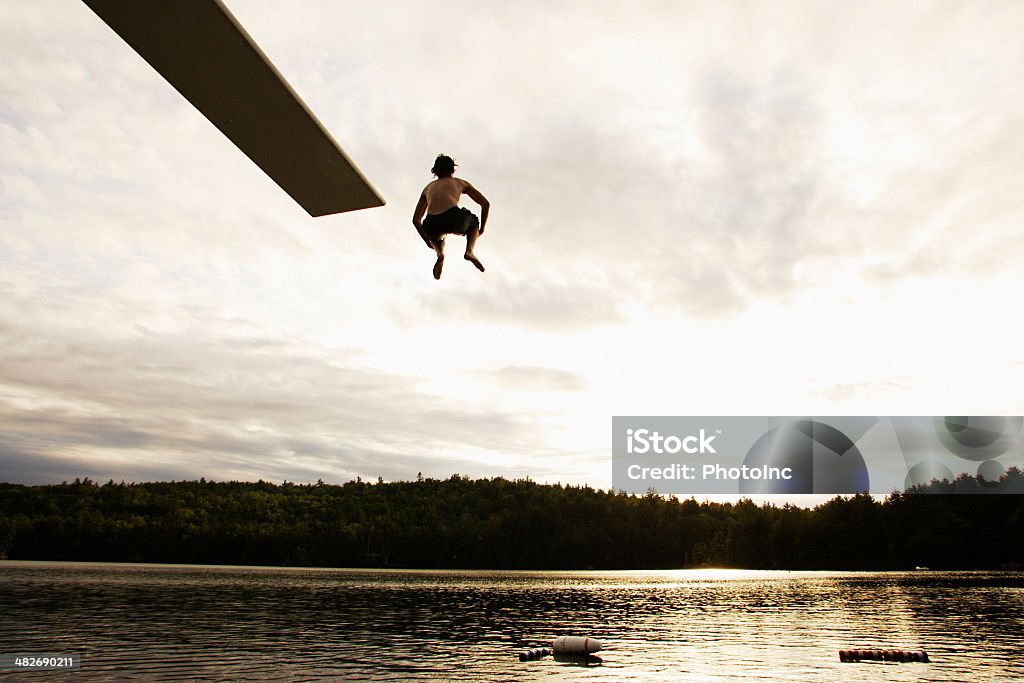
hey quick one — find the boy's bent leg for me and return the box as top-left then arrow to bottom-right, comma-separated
464,226 -> 484,273
432,237 -> 446,280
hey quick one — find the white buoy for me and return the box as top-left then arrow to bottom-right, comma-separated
552,636 -> 602,655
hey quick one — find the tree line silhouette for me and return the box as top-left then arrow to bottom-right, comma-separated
1,471 -> 1022,570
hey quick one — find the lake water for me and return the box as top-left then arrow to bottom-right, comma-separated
0,562 -> 1022,682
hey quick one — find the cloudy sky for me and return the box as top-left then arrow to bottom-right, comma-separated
2,1 -> 1023,493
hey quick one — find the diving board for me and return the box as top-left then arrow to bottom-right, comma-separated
82,0 -> 385,216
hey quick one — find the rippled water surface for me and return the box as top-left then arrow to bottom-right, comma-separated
1,562 -> 1022,681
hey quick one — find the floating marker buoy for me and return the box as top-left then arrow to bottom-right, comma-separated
518,648 -> 550,661
839,649 -> 928,663
552,636 -> 602,655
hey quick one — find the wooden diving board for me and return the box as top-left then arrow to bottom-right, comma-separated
82,0 -> 385,216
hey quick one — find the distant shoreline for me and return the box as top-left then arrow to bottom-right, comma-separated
5,560 -> 1023,576
2,477 -> 1023,571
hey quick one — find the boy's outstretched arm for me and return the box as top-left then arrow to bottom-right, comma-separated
464,184 -> 490,234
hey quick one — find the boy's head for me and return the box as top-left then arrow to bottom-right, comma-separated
431,154 -> 456,178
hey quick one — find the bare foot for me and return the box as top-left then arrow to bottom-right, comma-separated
464,253 -> 485,272
433,254 -> 444,280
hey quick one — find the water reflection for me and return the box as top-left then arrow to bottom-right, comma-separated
0,563 -> 1022,682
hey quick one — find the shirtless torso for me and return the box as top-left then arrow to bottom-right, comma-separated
423,177 -> 471,215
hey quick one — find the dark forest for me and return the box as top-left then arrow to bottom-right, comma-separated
2,472 -> 1023,570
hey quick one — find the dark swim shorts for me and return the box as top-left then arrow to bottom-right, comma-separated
423,206 -> 479,240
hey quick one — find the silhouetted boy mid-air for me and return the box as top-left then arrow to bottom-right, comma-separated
412,154 -> 490,280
